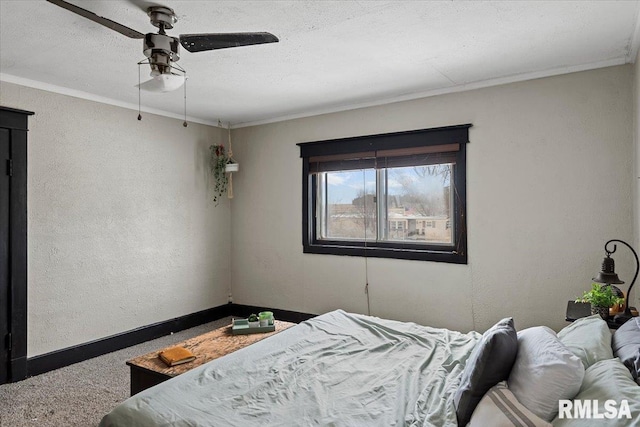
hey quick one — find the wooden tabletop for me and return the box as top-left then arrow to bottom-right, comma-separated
127,320 -> 296,377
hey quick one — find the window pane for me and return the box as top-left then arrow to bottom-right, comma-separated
385,164 -> 453,244
318,170 -> 377,241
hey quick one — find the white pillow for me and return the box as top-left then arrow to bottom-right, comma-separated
469,382 -> 552,427
552,359 -> 640,426
557,315 -> 613,369
508,326 -> 584,421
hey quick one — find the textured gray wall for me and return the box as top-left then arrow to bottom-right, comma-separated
634,51 -> 640,281
2,82 -> 231,357
230,65 -> 634,333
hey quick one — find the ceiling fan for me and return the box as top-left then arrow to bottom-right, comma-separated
46,0 -> 279,92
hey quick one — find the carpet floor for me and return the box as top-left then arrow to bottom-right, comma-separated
0,317 -> 233,427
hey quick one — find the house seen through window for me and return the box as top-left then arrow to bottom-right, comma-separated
318,165 -> 453,244
298,124 -> 471,263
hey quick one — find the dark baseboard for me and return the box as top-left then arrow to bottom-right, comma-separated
25,303 -> 316,378
229,304 -> 316,324
10,356 -> 27,382
27,304 -> 233,377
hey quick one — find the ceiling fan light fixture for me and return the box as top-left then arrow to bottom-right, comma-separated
138,72 -> 185,93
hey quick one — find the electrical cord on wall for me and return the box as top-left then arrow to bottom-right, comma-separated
363,168 -> 371,316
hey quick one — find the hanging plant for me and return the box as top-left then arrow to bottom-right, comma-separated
209,125 -> 239,205
210,144 -> 229,205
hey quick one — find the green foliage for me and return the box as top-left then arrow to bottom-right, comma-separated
576,283 -> 624,308
248,313 -> 258,322
210,144 -> 228,206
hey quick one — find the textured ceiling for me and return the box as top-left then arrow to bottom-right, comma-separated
1,0 -> 639,127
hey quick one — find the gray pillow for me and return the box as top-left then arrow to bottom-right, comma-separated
612,317 -> 640,384
508,326 -> 584,421
454,317 -> 518,426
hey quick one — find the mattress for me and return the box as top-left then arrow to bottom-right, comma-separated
100,310 -> 481,426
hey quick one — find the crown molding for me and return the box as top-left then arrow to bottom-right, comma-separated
0,73 -> 221,128
231,57 -> 626,129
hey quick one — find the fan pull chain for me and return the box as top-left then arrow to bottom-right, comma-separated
182,74 -> 188,127
137,63 -> 142,121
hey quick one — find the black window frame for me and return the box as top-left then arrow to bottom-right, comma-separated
298,124 -> 471,264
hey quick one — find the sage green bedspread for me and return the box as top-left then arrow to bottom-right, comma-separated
100,310 -> 480,427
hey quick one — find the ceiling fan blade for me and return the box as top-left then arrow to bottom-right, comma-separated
179,32 -> 279,53
46,0 -> 145,39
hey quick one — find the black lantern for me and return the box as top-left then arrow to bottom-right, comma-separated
593,239 -> 639,324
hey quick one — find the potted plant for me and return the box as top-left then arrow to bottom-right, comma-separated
209,144 -> 229,205
247,313 -> 260,328
209,143 -> 240,204
225,161 -> 239,173
576,283 -> 624,319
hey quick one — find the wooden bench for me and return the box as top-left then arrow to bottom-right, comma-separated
126,320 -> 296,395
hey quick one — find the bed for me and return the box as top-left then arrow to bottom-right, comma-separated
100,310 -> 640,427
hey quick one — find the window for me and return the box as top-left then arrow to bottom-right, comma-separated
299,124 -> 470,263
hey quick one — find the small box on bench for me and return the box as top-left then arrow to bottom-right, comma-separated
231,318 -> 276,335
